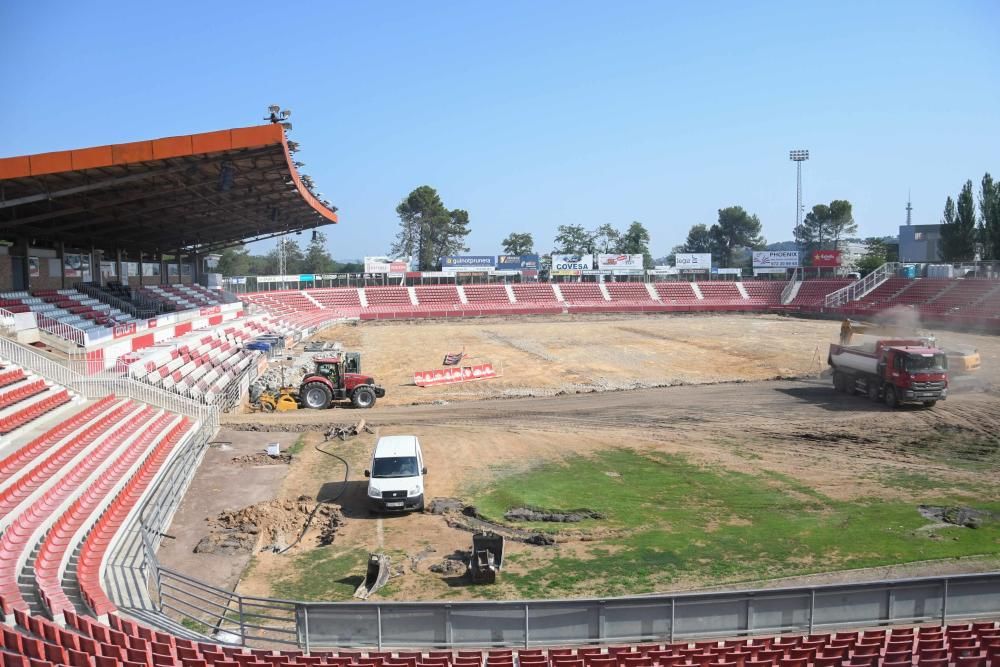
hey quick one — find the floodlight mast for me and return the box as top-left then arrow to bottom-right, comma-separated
789,149 -> 810,229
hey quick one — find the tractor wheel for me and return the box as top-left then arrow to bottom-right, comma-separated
301,382 -> 332,410
884,386 -> 899,409
351,386 -> 377,409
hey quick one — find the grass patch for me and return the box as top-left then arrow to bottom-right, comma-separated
269,548 -> 368,601
286,435 -> 308,456
472,449 -> 1000,598
180,616 -> 213,634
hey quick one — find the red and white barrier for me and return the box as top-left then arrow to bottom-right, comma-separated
413,362 -> 499,387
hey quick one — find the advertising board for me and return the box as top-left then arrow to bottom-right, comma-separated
496,254 -> 541,271
812,250 -> 843,267
364,257 -> 410,274
597,254 -> 644,270
752,251 -> 800,268
440,255 -> 496,271
551,254 -> 595,276
674,253 -> 712,270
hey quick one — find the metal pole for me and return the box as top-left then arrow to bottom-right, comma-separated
808,589 -> 816,635
669,598 -> 675,643
239,596 -> 247,646
941,579 -> 949,624
377,605 -> 383,651
524,603 -> 530,649
302,605 -> 309,653
796,161 -> 802,228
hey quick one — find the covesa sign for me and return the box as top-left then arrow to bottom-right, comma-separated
753,251 -> 800,268
551,254 -> 594,275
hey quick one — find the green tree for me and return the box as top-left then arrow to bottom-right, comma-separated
940,182 -> 978,261
303,230 -> 336,274
856,237 -> 888,275
710,206 -> 764,267
828,200 -> 858,249
390,186 -> 470,270
979,172 -> 1000,260
501,232 -> 534,255
264,238 -> 305,274
793,204 -> 830,259
591,224 -> 621,253
617,221 -> 653,268
552,224 -> 594,254
679,223 -> 716,255
215,245 -> 251,276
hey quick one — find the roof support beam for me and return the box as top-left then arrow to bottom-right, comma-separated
0,163 -> 192,210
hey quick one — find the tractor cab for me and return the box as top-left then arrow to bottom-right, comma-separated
299,354 -> 385,410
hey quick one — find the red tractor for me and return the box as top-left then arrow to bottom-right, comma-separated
299,356 -> 386,409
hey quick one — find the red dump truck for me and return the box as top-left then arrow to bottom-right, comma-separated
828,339 -> 949,408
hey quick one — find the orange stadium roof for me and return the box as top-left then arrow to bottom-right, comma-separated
0,123 -> 338,254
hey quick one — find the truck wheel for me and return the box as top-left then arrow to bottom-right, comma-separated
867,382 -> 880,402
923,400 -> 937,408
352,386 -> 376,409
884,386 -> 899,409
301,382 -> 332,410
833,372 -> 847,393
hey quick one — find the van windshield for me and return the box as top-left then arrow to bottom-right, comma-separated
372,456 -> 419,478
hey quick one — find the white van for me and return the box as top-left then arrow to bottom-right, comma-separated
364,435 -> 426,513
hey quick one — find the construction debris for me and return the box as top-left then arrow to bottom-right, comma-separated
230,453 -> 292,466
325,419 -> 373,441
195,496 -> 346,555
504,507 -> 605,523
354,553 -> 391,599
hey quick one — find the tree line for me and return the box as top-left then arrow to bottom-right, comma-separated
939,173 -> 1000,261
390,185 -> 656,270
215,230 -> 362,276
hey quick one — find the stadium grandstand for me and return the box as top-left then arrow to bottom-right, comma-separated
1,122 -> 999,661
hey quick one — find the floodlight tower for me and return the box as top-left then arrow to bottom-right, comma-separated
277,238 -> 287,289
789,149 -> 809,228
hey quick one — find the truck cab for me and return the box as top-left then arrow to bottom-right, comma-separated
364,435 -> 426,513
878,343 -> 949,406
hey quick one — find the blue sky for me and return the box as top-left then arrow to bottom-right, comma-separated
2,1 -> 998,260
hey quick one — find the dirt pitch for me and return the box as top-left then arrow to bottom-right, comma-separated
160,313 -> 1000,603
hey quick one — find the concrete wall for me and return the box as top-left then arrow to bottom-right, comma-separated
899,224 -> 942,263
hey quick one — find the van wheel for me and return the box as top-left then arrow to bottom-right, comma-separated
885,386 -> 899,409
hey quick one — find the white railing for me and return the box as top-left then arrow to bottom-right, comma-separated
824,262 -> 900,308
34,312 -> 89,347
0,337 -> 218,430
780,267 -> 802,304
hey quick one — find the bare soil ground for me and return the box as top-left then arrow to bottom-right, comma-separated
166,313 -> 1000,601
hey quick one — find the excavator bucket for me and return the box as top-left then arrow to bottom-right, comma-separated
353,553 -> 391,600
468,532 -> 504,584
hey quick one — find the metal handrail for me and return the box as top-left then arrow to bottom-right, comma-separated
780,267 -> 802,304
824,262 -> 900,308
